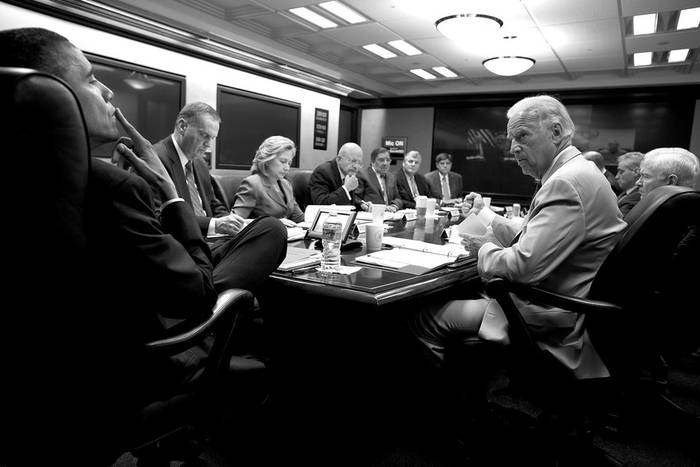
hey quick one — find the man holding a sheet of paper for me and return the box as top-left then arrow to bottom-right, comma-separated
412,95 -> 626,379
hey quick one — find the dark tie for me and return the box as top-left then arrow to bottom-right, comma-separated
379,174 -> 388,204
185,160 -> 206,217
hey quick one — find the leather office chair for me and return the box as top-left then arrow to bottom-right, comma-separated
0,68 -> 254,466
483,185 -> 700,463
286,168 -> 313,212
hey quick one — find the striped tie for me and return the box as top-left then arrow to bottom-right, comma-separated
441,175 -> 451,200
379,174 -> 388,204
185,160 -> 206,217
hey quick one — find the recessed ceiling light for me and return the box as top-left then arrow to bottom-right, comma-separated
677,7 -> 700,30
432,66 -> 458,78
410,69 -> 436,80
668,48 -> 690,63
633,51 -> 653,66
633,13 -> 657,35
363,43 -> 397,59
289,7 -> 337,29
319,1 -> 367,24
388,40 -> 422,56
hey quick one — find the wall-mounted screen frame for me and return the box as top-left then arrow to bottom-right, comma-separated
216,86 -> 300,170
433,93 -> 695,198
86,53 -> 185,158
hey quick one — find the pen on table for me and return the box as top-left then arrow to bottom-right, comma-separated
291,265 -> 318,275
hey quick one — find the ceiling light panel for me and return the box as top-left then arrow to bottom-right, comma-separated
677,7 -> 700,30
319,1 -> 367,24
432,66 -> 458,78
633,13 -> 657,35
410,69 -> 436,79
388,40 -> 422,56
289,7 -> 337,29
363,43 -> 397,59
633,51 -> 653,66
668,48 -> 689,63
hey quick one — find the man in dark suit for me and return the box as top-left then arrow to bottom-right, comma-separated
425,152 -> 464,203
396,150 -> 436,208
0,27 -> 278,464
309,142 -> 363,206
583,150 -> 622,195
356,147 -> 403,212
154,103 -> 287,294
614,151 -> 644,216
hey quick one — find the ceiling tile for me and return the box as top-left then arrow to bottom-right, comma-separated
526,0 -> 619,25
322,22 -> 400,46
626,30 -> 700,53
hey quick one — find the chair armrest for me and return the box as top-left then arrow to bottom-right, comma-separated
145,288 -> 253,355
485,278 -> 622,315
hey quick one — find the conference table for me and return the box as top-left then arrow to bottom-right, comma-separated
264,212 -> 485,456
270,212 -> 480,306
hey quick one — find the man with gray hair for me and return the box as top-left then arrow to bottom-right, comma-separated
309,142 -> 363,206
615,151 -> 644,216
637,147 -> 700,197
412,95 -> 626,380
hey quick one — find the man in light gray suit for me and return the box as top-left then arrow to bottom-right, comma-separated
412,95 -> 626,379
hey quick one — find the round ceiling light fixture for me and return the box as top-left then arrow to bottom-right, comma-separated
435,14 -> 503,41
482,56 -> 536,76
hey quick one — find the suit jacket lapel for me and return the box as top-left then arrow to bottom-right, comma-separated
264,177 -> 286,208
192,160 -> 212,216
165,139 -> 192,207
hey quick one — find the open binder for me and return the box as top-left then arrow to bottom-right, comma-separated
355,237 -> 469,275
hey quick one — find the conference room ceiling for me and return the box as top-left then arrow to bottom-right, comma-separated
111,0 -> 700,98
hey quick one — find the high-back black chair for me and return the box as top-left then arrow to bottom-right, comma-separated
0,68 -> 253,466
484,185 -> 700,461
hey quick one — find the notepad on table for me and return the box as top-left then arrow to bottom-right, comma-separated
277,247 -> 322,272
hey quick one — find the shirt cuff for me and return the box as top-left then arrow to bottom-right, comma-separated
160,197 -> 184,211
342,186 -> 351,200
207,218 -> 217,236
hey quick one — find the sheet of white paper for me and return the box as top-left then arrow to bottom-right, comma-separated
457,212 -> 488,236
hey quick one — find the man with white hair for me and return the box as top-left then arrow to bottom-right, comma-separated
309,142 -> 363,206
412,95 -> 626,379
637,147 -> 699,197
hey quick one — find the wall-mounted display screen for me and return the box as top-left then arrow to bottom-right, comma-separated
216,86 -> 300,170
433,97 -> 694,198
86,53 -> 185,158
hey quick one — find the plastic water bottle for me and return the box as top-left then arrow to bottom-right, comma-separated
320,210 -> 342,275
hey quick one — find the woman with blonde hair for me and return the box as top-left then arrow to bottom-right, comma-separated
232,135 -> 304,225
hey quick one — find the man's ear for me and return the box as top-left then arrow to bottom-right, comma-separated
667,173 -> 679,186
551,122 -> 563,142
175,118 -> 188,134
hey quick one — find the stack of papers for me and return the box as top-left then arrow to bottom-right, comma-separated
277,247 -> 322,272
355,237 -> 468,275
286,226 -> 306,242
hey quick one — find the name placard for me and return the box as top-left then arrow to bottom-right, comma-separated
383,136 -> 407,156
314,108 -> 329,150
